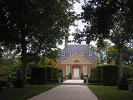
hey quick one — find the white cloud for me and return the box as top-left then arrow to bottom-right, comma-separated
58,1 -> 96,49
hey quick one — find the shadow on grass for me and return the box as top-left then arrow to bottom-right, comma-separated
89,85 -> 133,100
0,84 -> 58,100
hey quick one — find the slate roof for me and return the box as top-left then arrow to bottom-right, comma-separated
58,44 -> 97,59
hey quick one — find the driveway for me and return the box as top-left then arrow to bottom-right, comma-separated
29,85 -> 98,100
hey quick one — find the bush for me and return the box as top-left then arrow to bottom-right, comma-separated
58,70 -> 63,82
123,65 -> 133,78
30,67 -> 59,84
52,68 -> 58,80
30,68 -> 46,84
14,79 -> 24,88
101,64 -> 118,86
68,73 -> 72,79
118,75 -> 129,90
45,67 -> 52,80
46,79 -> 58,84
14,73 -> 24,88
80,73 -> 84,80
89,66 -> 101,83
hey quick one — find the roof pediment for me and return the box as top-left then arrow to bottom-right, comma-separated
62,53 -> 91,64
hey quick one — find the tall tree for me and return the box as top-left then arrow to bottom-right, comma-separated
93,40 -> 111,64
0,0 -> 76,83
76,0 -> 133,81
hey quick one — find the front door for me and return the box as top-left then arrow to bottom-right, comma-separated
74,68 -> 79,77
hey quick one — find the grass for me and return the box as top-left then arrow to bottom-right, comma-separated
89,85 -> 133,100
0,84 -> 58,100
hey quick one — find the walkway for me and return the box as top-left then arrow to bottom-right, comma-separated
28,80 -> 98,100
63,79 -> 84,85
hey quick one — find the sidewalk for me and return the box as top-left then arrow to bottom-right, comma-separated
63,79 -> 84,85
28,84 -> 98,100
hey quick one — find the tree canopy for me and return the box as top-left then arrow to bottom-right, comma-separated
74,0 -> 133,80
0,0 -> 76,83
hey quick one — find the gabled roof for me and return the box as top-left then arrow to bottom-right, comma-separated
58,44 -> 97,59
62,53 -> 91,64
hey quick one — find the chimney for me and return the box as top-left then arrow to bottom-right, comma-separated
86,39 -> 90,47
65,36 -> 68,47
111,58 -> 116,65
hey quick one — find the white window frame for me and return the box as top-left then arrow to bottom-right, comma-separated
66,65 -> 70,75
70,51 -> 72,56
81,52 -> 84,56
62,51 -> 65,56
83,66 -> 87,75
89,52 -> 92,56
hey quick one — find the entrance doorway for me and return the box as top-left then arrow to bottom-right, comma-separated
74,68 -> 79,77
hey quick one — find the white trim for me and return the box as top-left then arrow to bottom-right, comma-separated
89,52 -> 92,56
62,51 -> 65,56
66,65 -> 70,75
74,68 -> 79,77
63,62 -> 90,64
83,66 -> 87,75
62,53 -> 90,64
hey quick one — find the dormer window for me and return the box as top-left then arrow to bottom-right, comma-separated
81,52 -> 84,56
62,51 -> 65,56
70,51 -> 72,56
89,52 -> 92,56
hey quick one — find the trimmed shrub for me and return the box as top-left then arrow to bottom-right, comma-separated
118,75 -> 129,90
68,73 -> 72,79
101,64 -> 118,86
89,66 -> 101,83
58,70 -> 63,82
14,73 -> 24,88
30,67 -> 59,84
46,79 -> 58,84
31,68 -> 46,84
45,67 -> 52,80
52,68 -> 58,80
123,65 -> 133,78
80,73 -> 84,80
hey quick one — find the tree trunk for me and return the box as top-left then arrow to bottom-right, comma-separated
118,46 -> 123,82
20,33 -> 27,84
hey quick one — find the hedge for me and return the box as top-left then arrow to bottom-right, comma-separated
30,67 -> 59,84
123,65 -> 133,78
90,64 -> 133,86
31,68 -> 46,84
89,64 -> 118,85
89,66 -> 101,83
101,64 -> 118,86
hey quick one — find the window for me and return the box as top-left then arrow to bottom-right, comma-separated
70,51 -> 72,56
83,66 -> 87,75
81,52 -> 84,56
89,52 -> 92,56
90,60 -> 92,63
66,65 -> 70,75
62,51 -> 65,56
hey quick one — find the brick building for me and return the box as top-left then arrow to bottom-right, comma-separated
57,37 -> 98,79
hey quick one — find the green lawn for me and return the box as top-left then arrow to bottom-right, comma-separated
0,84 -> 58,100
89,85 -> 133,100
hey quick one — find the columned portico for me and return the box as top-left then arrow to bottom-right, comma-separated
57,44 -> 98,80
63,54 -> 92,79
